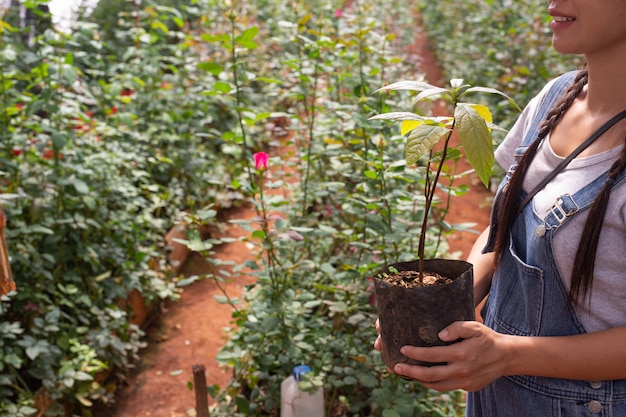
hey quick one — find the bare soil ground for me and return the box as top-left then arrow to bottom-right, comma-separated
105,21 -> 493,417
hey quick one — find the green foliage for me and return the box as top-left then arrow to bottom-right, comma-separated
417,0 -> 582,126
0,0 -> 254,414
0,0 -> 575,415
205,1 -> 467,416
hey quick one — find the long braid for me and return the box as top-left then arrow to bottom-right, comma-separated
494,67 -> 626,308
569,142 -> 626,307
493,70 -> 589,262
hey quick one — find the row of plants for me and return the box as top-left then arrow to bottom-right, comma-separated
206,1 -> 586,416
0,0 -> 582,416
201,1 -> 528,417
0,0 -> 264,415
186,1 -> 470,416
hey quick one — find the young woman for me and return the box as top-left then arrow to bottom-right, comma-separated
374,1 -> 626,415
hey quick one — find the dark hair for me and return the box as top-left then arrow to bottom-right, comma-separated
493,68 -> 626,308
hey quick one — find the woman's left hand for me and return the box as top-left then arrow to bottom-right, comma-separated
393,321 -> 511,392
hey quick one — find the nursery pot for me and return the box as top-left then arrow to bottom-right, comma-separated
374,258 -> 475,369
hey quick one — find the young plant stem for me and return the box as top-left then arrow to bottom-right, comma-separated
433,159 -> 459,254
417,119 -> 456,278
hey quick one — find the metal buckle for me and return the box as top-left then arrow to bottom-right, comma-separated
548,194 -> 579,226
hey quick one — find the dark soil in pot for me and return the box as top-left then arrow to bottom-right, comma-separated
374,258 -> 475,368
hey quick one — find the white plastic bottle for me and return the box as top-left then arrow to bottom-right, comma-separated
280,365 -> 324,417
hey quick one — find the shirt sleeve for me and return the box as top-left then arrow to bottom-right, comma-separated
494,77 -> 562,171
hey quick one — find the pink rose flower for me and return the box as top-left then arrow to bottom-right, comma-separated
253,152 -> 269,171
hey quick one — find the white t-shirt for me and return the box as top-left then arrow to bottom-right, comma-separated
495,81 -> 626,333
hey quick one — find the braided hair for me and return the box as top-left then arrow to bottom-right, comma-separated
493,68 -> 626,308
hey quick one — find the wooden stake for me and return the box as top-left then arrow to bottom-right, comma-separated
192,364 -> 210,417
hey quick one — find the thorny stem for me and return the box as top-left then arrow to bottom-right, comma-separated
229,11 -> 255,201
257,178 -> 280,292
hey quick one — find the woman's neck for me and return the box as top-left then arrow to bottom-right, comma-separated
584,53 -> 626,116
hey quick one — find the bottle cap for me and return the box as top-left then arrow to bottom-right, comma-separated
292,365 -> 312,381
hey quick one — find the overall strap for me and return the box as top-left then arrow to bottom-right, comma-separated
481,71 -> 581,254
517,108 -> 626,217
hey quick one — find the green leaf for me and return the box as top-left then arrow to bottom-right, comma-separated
252,230 -> 266,239
382,409 -> 401,417
197,62 -> 223,75
73,179 -> 90,194
363,170 -> 378,179
51,133 -> 67,149
235,395 -> 250,414
18,406 -> 38,415
177,276 -> 200,287
455,103 -> 494,187
185,239 -> 215,252
200,33 -> 229,44
359,374 -> 379,388
405,124 -> 450,166
214,295 -> 229,304
197,209 -> 217,221
151,20 -> 169,34
212,81 -> 230,93
373,80 -> 439,94
240,26 -> 259,41
76,394 -> 93,407
236,27 -> 259,50
3,353 -> 22,367
74,371 -> 93,381
414,86 -> 449,102
27,225 -> 54,235
61,64 -> 77,84
368,111 -> 425,122
463,86 -> 522,111
25,340 -> 48,360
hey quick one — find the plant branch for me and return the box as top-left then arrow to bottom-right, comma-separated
417,118 -> 456,277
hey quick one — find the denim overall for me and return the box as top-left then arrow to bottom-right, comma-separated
467,72 -> 626,416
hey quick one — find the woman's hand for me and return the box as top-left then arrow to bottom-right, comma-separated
388,321 -> 512,392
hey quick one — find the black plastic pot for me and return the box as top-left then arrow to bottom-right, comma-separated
374,258 -> 475,368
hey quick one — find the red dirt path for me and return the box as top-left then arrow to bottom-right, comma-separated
106,24 -> 492,417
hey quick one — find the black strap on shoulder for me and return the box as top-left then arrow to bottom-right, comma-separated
516,108 -> 626,217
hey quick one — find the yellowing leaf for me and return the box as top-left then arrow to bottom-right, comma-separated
470,104 -> 493,124
324,137 -> 342,145
298,13 -> 313,26
151,20 -> 169,34
400,120 -> 422,136
0,19 -> 13,34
